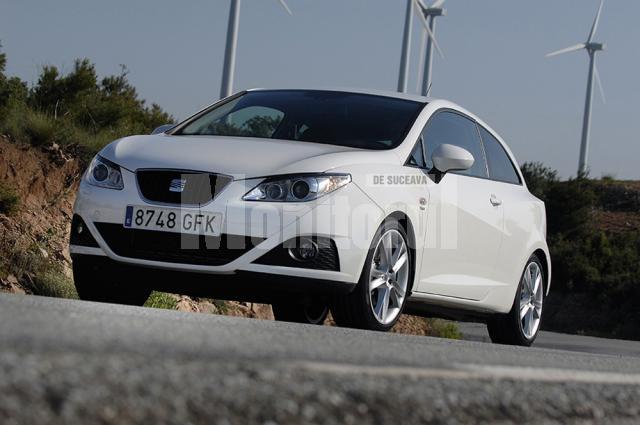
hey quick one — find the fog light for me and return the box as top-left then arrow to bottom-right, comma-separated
288,237 -> 318,261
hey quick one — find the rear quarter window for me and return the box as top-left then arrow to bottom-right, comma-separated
478,125 -> 521,185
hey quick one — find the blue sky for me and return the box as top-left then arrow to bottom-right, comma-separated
1,0 -> 639,179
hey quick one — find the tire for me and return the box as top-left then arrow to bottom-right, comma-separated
271,298 -> 329,325
72,256 -> 152,306
487,254 -> 545,346
331,218 -> 411,331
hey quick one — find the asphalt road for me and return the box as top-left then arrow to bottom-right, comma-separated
459,323 -> 640,358
2,293 -> 640,424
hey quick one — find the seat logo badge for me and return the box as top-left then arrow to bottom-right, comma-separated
169,178 -> 187,193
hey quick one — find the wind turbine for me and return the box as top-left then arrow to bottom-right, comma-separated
414,0 -> 445,97
219,0 -> 292,99
397,0 -> 444,95
546,0 -> 607,176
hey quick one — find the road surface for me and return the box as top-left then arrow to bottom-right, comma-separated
1,293 -> 640,424
459,322 -> 640,358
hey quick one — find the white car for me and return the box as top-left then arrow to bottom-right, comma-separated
70,88 -> 550,346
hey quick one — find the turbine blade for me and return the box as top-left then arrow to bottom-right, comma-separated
414,0 -> 428,8
412,0 -> 445,58
545,43 -> 586,57
276,0 -> 293,15
587,0 -> 604,43
594,64 -> 606,104
431,0 -> 446,9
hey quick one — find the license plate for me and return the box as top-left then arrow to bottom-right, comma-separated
124,206 -> 222,236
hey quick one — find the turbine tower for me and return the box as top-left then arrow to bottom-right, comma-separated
397,0 -> 414,93
547,0 -> 607,176
219,0 -> 292,100
414,0 -> 446,97
396,0 -> 444,95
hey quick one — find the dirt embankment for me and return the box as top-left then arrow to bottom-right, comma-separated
0,139 -> 81,283
0,138 -> 452,337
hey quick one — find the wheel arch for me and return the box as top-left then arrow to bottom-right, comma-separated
385,211 -> 418,295
533,248 -> 551,296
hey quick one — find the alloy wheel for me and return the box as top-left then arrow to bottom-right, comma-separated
369,229 -> 410,325
519,261 -> 544,339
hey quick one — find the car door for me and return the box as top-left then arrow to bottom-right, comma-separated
416,111 -> 504,300
477,124 -> 534,291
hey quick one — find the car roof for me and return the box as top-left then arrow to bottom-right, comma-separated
246,87 -> 435,104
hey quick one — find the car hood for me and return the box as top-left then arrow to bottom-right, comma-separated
100,134 -> 398,179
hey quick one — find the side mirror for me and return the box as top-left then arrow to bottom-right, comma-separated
151,124 -> 175,135
431,143 -> 474,175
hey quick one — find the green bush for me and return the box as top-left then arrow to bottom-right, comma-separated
145,292 -> 178,310
0,44 -> 174,160
427,319 -> 462,340
23,109 -> 57,146
0,239 -> 78,299
0,182 -> 19,215
521,162 -> 559,200
31,269 -> 78,299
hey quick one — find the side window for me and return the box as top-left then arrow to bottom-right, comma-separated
478,126 -> 521,185
422,111 -> 488,178
406,137 -> 426,168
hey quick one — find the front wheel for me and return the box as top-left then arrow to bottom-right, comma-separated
487,254 -> 545,346
331,218 -> 411,331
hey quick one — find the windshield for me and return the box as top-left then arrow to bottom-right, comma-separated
175,90 -> 425,150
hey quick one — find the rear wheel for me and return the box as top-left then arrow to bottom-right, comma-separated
72,256 -> 151,306
331,218 -> 411,331
271,298 -> 329,325
487,254 -> 545,346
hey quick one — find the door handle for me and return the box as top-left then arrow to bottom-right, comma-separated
490,194 -> 502,206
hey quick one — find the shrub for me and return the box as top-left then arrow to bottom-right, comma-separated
0,182 -> 20,215
23,109 -> 57,146
0,44 -> 174,159
145,292 -> 178,310
427,319 -> 462,339
595,181 -> 640,212
521,162 -> 559,200
31,269 -> 78,299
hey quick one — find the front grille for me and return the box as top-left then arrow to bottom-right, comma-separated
136,170 -> 232,205
253,236 -> 340,271
94,223 -> 263,266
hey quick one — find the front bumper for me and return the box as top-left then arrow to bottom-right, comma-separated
71,254 -> 357,302
71,169 -> 384,287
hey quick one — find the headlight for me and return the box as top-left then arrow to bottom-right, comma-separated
85,155 -> 124,190
243,174 -> 351,202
